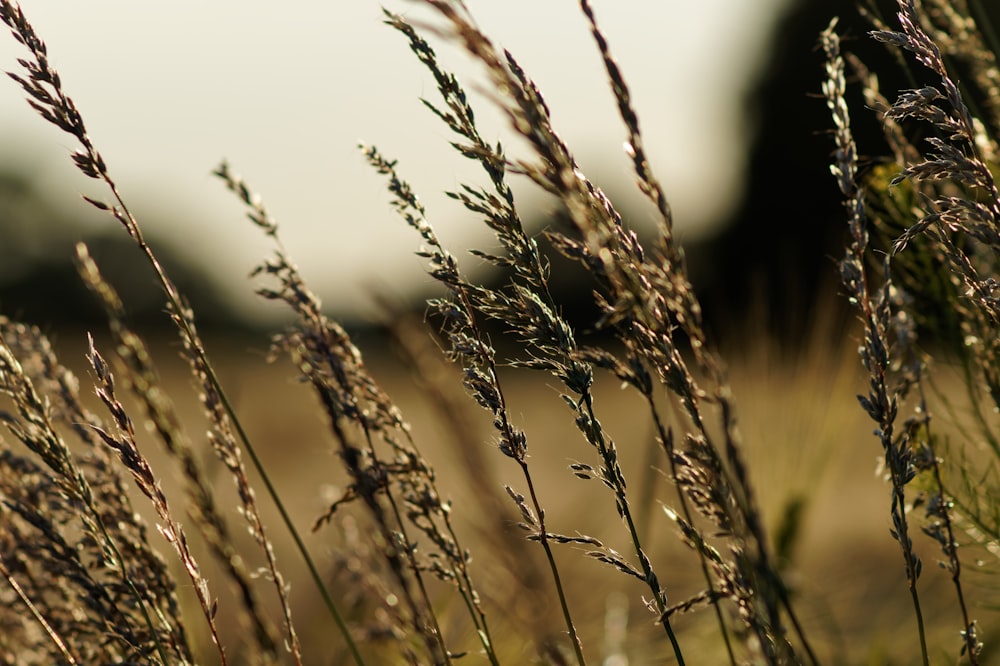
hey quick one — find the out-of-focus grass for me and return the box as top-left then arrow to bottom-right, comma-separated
2,1 -> 998,663
79,325 -> 980,664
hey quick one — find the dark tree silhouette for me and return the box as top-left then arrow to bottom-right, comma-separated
692,0 -> 998,345
0,168 -> 241,330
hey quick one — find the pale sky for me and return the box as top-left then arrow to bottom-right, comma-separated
0,0 -> 789,321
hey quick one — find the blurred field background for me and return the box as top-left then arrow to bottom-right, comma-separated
0,0 -> 844,331
3,0 -> 1000,663
34,323 -> 986,664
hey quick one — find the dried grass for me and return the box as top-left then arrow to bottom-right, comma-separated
0,1 -> 998,664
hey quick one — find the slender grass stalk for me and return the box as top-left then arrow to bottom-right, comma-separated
0,336 -> 176,665
824,18 -> 930,665
75,243 -> 282,661
643,393 -> 735,664
0,3 -> 358,662
518,463 -> 588,666
913,382 -> 981,664
362,143 -> 588,665
387,8 -> 691,659
86,339 -> 229,665
2,0 -> 1000,663
0,557 -> 77,664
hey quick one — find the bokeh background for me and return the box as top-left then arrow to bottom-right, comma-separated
4,2 -> 1000,662
0,0 -> 887,339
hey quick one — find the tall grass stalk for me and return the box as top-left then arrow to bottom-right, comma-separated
0,0 -> 998,664
0,1 -> 353,663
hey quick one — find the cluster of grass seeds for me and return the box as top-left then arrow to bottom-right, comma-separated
0,0 -> 998,664
823,0 -> 1000,663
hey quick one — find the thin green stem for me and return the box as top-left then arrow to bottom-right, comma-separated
919,394 -> 980,664
775,578 -> 819,665
102,185 -> 364,666
437,508 -> 501,666
218,375 -> 362,664
886,425 -> 929,666
909,582 -> 930,666
579,393 -> 684,665
960,355 -> 1000,458
520,461 -> 588,666
648,398 -> 735,665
